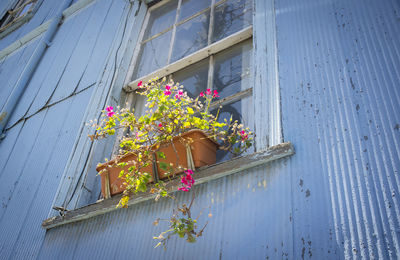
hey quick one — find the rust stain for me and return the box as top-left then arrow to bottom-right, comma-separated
0,111 -> 7,122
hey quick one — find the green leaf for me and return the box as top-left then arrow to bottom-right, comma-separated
157,152 -> 166,159
159,162 -> 168,171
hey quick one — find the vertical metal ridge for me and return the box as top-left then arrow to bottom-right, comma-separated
276,0 -> 400,258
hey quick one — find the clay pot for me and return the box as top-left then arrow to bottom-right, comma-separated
96,130 -> 218,198
156,130 -> 219,179
96,153 -> 154,198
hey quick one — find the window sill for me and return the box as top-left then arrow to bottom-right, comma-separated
42,142 -> 295,230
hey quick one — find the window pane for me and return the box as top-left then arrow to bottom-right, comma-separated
133,31 -> 172,79
178,0 -> 211,22
171,11 -> 210,63
213,39 -> 252,98
172,59 -> 209,98
213,95 -> 253,162
212,0 -> 252,43
143,0 -> 178,40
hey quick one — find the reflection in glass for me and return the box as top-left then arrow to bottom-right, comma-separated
143,0 -> 178,39
178,0 -> 211,22
212,0 -> 252,43
133,31 -> 172,79
212,95 -> 253,162
213,100 -> 242,162
213,39 -> 252,98
173,59 -> 209,98
171,11 -> 210,63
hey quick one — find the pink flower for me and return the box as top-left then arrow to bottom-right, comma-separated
175,90 -> 184,100
206,89 -> 212,95
199,92 -> 204,97
107,112 -> 115,117
178,170 -> 196,192
178,187 -> 190,192
105,106 -> 114,117
158,123 -> 163,128
137,81 -> 142,87
240,130 -> 248,141
164,85 -> 172,96
213,90 -> 220,98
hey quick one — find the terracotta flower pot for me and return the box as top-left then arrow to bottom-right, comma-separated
155,130 -> 219,179
96,130 -> 218,198
96,153 -> 154,198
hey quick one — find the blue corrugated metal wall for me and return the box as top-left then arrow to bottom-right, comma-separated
0,0 -> 399,259
278,0 -> 400,258
0,0 -> 128,258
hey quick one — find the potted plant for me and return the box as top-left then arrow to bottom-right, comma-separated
89,77 -> 253,246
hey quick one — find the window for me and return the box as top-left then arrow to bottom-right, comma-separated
0,0 -> 37,33
125,0 -> 254,162
43,0 -> 292,228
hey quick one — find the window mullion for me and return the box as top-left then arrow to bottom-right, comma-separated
209,88 -> 253,111
167,0 -> 182,64
207,55 -> 214,91
207,0 -> 216,45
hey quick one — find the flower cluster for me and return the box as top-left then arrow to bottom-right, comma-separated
178,170 -> 195,192
90,77 -> 253,206
106,106 -> 115,117
240,130 -> 249,141
199,88 -> 219,98
164,85 -> 172,96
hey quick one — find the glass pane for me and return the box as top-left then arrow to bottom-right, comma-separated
178,0 -> 211,22
133,31 -> 172,79
213,39 -> 252,98
171,11 -> 210,63
143,0 -> 178,40
172,58 -> 209,98
212,0 -> 252,43
212,96 -> 253,162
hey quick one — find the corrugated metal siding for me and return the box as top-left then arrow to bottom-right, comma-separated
0,36 -> 42,111
39,163 -> 295,259
278,0 -> 400,259
38,0 -> 400,259
0,0 -> 128,258
1,0 -> 399,259
6,0 -> 122,129
0,89 -> 92,260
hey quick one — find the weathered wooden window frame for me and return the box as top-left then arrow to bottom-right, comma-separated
121,0 -> 255,153
0,0 -> 41,38
43,0 -> 291,229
